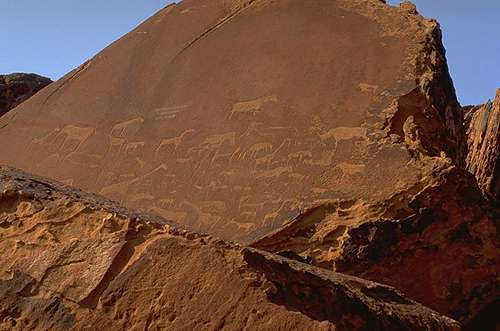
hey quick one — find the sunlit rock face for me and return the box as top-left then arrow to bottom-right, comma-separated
0,166 -> 460,330
0,0 -> 497,327
0,0 -> 463,242
0,73 -> 52,117
465,89 -> 500,203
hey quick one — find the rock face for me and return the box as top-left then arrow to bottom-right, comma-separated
0,166 -> 460,330
0,73 -> 52,117
0,0 -> 497,328
252,163 -> 500,325
465,89 -> 500,203
0,0 -> 464,242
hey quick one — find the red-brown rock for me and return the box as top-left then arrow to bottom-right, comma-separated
0,0 -> 464,242
0,166 -> 460,330
0,73 -> 52,117
465,89 -> 500,203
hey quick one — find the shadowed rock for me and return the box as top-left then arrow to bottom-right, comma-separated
0,73 -> 52,117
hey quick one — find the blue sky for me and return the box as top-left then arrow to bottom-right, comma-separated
1,0 -> 498,105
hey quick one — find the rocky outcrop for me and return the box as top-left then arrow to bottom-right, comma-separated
465,89 -> 500,203
0,166 -> 460,330
0,0 -> 464,242
0,0 -> 497,329
252,163 -> 499,325
0,73 -> 52,117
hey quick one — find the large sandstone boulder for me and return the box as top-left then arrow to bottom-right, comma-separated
0,0 -> 497,328
0,0 -> 464,242
0,166 -> 459,330
0,73 -> 52,117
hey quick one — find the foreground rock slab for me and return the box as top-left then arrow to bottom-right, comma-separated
0,73 -> 52,117
0,166 -> 459,330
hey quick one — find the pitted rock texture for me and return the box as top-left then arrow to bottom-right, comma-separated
0,166 -> 460,331
0,0 -> 464,241
465,89 -> 500,203
0,73 -> 52,117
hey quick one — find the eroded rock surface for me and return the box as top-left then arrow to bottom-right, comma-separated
465,89 -> 500,203
0,166 -> 460,330
0,73 -> 52,117
252,161 -> 499,325
0,0 -> 464,241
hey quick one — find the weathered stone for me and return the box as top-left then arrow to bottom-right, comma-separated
0,73 -> 52,117
252,162 -> 499,325
465,89 -> 500,203
0,166 -> 460,330
0,0 -> 464,242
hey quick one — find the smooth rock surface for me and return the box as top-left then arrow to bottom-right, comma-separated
0,0 -> 464,242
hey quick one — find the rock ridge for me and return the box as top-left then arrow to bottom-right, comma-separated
0,73 -> 52,117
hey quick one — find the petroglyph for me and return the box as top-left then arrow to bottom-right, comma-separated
110,117 -> 144,139
288,151 -> 313,163
202,132 -> 236,148
304,151 -> 335,167
262,200 -> 293,226
31,130 -> 60,146
320,127 -> 367,143
183,200 -> 221,226
199,200 -> 226,212
157,198 -> 176,209
255,154 -> 275,168
234,142 -> 273,160
57,125 -> 95,152
359,83 -> 379,93
254,138 -> 293,168
135,158 -> 146,168
99,164 -> 170,197
125,142 -> 145,154
229,220 -> 255,232
336,162 -> 366,177
156,129 -> 195,154
229,95 -> 277,119
210,150 -> 234,165
108,137 -> 126,154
